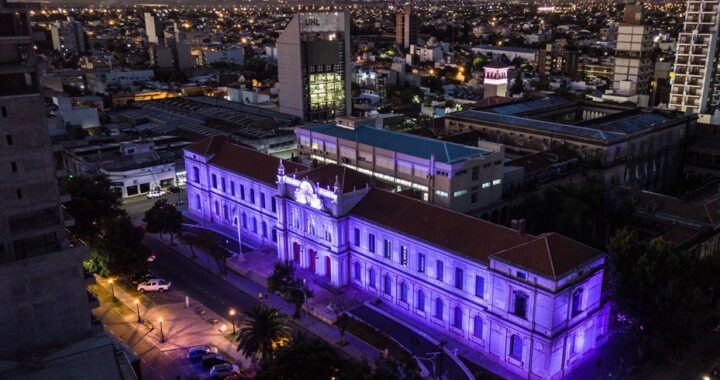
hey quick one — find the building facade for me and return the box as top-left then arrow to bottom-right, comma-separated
395,4 -> 419,49
277,12 -> 352,122
184,136 -> 610,379
50,17 -> 86,54
0,0 -> 92,359
613,5 -> 653,105
670,0 -> 720,115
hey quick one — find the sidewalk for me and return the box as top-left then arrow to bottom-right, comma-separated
92,273 -> 248,368
151,233 -> 381,364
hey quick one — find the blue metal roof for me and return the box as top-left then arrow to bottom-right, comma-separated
302,124 -> 491,163
488,97 -> 575,115
590,113 -> 670,134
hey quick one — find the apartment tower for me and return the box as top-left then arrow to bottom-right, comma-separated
613,4 -> 653,105
395,4 -> 419,49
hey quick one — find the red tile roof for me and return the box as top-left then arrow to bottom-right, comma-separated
187,136 -> 307,185
492,233 -> 603,280
351,189 -> 535,263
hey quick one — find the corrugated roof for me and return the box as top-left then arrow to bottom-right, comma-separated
488,97 -> 575,115
302,124 -> 491,163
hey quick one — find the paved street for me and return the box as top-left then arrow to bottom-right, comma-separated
121,191 -> 186,224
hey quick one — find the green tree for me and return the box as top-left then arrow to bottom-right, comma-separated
267,262 -> 313,319
62,174 -> 122,241
510,71 -> 525,95
177,231 -> 197,259
143,199 -> 182,244
236,304 -> 291,366
193,230 -> 230,275
257,333 -> 349,380
84,214 -> 148,277
607,229 -> 698,361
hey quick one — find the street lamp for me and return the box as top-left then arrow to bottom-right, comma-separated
229,309 -> 236,334
234,209 -> 243,256
108,279 -> 116,302
134,298 -> 141,323
158,317 -> 165,343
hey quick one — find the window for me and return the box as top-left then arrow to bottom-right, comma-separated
368,234 -> 376,253
242,213 -> 247,228
221,177 -> 226,192
211,174 -> 217,188
510,335 -> 523,360
417,289 -> 425,311
400,281 -> 408,303
384,239 -> 392,259
436,260 -> 444,282
453,306 -> 463,329
6,134 -> 13,145
512,291 -> 529,319
195,194 -> 201,210
262,222 -> 268,238
193,167 -> 200,182
418,253 -> 426,273
353,228 -> 360,246
223,205 -> 228,220
471,166 -> 479,181
369,269 -> 376,288
250,189 -> 255,203
516,271 -> 527,280
493,178 -> 502,186
271,198 -> 277,213
10,161 -> 17,172
400,246 -> 408,266
384,274 -> 392,295
435,298 -> 444,320
473,316 -> 483,338
482,182 -> 491,189
260,193 -> 266,208
16,189 -> 22,199
230,181 -> 235,196
272,228 -> 277,242
475,276 -> 485,298
572,289 -> 584,317
354,262 -> 361,281
240,185 -> 245,200
455,268 -> 464,290
324,224 -> 332,242
252,218 -> 258,233
214,201 -> 220,215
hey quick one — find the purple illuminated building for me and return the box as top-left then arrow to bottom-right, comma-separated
184,135 -> 611,379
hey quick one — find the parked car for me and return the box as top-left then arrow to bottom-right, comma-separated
131,271 -> 159,285
210,363 -> 240,378
137,279 -> 171,293
187,345 -> 216,360
202,353 -> 228,368
146,188 -> 164,198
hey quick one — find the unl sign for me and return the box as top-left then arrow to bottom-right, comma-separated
304,18 -> 320,27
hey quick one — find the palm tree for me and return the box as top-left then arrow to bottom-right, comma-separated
236,304 -> 291,366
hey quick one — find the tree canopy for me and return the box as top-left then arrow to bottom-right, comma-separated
143,199 -> 182,243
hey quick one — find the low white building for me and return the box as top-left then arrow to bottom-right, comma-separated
86,69 -> 155,94
204,46 -> 245,65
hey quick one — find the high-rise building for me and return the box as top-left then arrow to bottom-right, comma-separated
395,4 -> 418,49
670,0 -> 720,114
50,17 -> 86,54
613,4 -> 653,102
144,11 -> 163,46
278,12 -> 351,122
0,0 -> 92,357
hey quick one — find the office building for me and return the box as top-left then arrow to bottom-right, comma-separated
50,17 -> 86,54
395,4 -> 419,49
296,119 -> 505,212
0,0 -> 93,358
670,0 -> 720,115
277,12 -> 351,122
184,135 -> 611,380
445,96 -> 696,191
612,4 -> 653,106
144,12 -> 163,45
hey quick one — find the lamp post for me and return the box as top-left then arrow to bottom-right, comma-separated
134,298 -> 141,323
158,317 -> 165,343
109,279 -> 116,302
234,209 -> 243,256
229,309 -> 236,335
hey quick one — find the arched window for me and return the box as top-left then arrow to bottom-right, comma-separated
435,298 -> 444,320
572,289 -> 584,317
262,222 -> 268,238
384,274 -> 392,295
354,262 -> 361,281
252,217 -> 258,233
242,213 -> 247,228
195,194 -> 201,210
473,315 -> 483,338
214,201 -> 220,215
223,204 -> 228,221
510,335 -> 523,359
369,268 -> 376,288
400,281 -> 408,303
512,291 -> 529,319
453,306 -> 463,329
417,289 -> 425,311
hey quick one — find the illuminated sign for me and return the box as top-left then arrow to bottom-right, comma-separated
294,181 -> 323,210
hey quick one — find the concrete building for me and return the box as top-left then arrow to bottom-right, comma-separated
184,135 -> 611,380
85,69 -> 154,94
204,46 -> 245,66
144,12 -> 163,45
483,63 -> 509,99
53,95 -> 101,130
612,4 -> 653,106
445,96 -> 696,191
295,119 -> 505,213
0,0 -> 93,359
537,40 -> 580,80
669,0 -> 720,115
277,12 -> 352,122
395,4 -> 418,49
50,17 -> 86,54
471,45 -> 538,63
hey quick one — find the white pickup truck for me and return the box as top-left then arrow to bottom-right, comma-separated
137,279 -> 171,293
